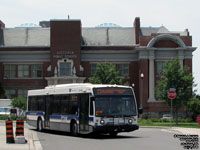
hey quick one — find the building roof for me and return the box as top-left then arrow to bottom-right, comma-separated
3,28 -> 50,47
1,25 -> 189,47
82,27 -> 136,46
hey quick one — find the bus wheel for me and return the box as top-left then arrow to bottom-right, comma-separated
71,122 -> 78,136
37,118 -> 43,132
109,132 -> 118,137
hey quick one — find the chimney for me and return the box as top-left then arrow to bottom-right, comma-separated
0,20 -> 5,28
134,17 -> 141,44
39,21 -> 50,27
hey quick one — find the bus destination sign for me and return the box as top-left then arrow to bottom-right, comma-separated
93,88 -> 133,96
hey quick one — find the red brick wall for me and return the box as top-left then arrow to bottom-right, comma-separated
0,63 -> 3,82
50,20 -> 81,76
134,17 -> 141,44
3,79 -> 46,89
148,102 -> 170,112
43,62 -> 51,77
81,62 -> 91,79
129,61 -> 139,104
139,59 -> 149,110
139,36 -> 153,46
184,59 -> 192,73
180,36 -> 192,46
139,35 -> 192,47
153,40 -> 179,48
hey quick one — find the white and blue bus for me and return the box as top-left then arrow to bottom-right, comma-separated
26,83 -> 142,136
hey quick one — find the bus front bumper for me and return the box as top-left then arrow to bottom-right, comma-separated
93,124 -> 139,133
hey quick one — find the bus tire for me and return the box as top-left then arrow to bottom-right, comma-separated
71,122 -> 78,136
37,118 -> 43,132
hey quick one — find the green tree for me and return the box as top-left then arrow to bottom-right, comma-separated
156,58 -> 194,124
186,95 -> 200,121
11,97 -> 27,116
0,82 -> 6,98
89,63 -> 124,85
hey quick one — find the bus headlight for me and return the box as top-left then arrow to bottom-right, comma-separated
128,119 -> 133,124
100,120 -> 105,125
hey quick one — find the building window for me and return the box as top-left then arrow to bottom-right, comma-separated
18,89 -> 28,98
4,64 -> 16,78
59,62 -> 72,76
18,64 -> 29,78
117,64 -> 129,77
91,64 -> 97,75
31,64 -> 42,78
5,89 -> 16,99
157,61 -> 166,76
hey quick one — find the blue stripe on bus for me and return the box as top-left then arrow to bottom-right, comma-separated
26,112 -> 44,116
50,115 -> 62,119
67,116 -> 78,120
27,112 -> 93,122
89,117 -> 94,121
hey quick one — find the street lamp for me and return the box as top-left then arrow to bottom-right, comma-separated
140,73 -> 144,112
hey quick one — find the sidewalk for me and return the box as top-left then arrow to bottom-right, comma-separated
171,127 -> 200,136
0,122 -> 42,150
141,126 -> 200,136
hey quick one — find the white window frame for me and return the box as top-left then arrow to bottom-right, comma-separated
57,59 -> 73,77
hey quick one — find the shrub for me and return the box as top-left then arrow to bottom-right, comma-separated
0,115 -> 26,120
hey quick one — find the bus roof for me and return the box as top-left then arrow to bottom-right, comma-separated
28,83 -> 132,96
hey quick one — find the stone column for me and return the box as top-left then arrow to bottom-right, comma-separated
148,51 -> 156,102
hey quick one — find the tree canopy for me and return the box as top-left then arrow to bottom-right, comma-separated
11,97 -> 27,111
186,94 -> 200,121
89,63 -> 124,85
156,58 -> 194,120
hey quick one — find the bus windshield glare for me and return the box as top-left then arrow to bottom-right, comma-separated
95,95 -> 136,117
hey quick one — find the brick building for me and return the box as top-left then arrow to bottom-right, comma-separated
0,17 -> 196,117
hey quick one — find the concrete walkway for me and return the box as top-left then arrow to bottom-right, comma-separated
141,126 -> 200,136
171,127 -> 200,136
0,122 -> 42,150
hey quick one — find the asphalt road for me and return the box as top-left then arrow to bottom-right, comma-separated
35,127 -> 184,150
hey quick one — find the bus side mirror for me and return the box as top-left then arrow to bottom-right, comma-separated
138,108 -> 143,114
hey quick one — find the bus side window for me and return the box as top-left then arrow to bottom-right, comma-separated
60,95 -> 69,115
38,96 -> 45,111
30,96 -> 38,111
52,95 -> 61,115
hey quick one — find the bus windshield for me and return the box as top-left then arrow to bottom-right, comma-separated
95,95 -> 137,117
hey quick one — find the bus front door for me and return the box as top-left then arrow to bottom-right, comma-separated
44,96 -> 51,128
79,94 -> 89,133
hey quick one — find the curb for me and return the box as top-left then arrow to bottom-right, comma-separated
140,126 -> 200,129
140,126 -> 171,129
32,130 -> 43,150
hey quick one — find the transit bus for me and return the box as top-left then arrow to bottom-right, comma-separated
26,83 -> 142,136
0,99 -> 11,115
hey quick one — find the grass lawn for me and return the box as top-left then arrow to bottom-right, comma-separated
139,120 -> 200,128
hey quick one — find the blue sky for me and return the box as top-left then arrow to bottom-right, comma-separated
1,0 -> 200,94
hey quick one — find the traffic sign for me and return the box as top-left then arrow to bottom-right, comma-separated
168,91 -> 176,99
